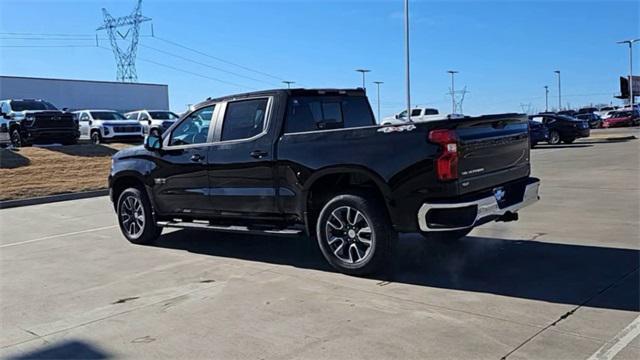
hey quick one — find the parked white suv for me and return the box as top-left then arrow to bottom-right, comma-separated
381,107 -> 463,125
124,110 -> 180,137
74,110 -> 143,144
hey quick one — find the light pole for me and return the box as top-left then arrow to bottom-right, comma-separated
373,81 -> 384,122
554,70 -> 562,110
617,39 -> 639,107
544,85 -> 549,112
355,69 -> 371,91
282,80 -> 295,89
404,0 -> 411,121
447,70 -> 459,114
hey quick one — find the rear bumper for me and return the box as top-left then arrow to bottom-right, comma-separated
417,177 -> 540,232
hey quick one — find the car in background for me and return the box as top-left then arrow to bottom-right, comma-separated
598,106 -> 619,118
529,114 -> 590,144
528,119 -> 549,148
0,99 -> 79,147
575,113 -> 602,129
557,110 -> 578,117
381,107 -> 463,125
125,110 -> 180,137
73,110 -> 144,144
602,110 -> 639,128
577,107 -> 598,114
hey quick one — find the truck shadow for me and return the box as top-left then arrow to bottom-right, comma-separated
151,229 -> 639,312
41,144 -> 118,157
0,149 -> 30,169
6,340 -> 111,359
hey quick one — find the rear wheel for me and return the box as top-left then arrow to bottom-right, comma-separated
548,130 -> 560,145
117,187 -> 162,245
316,191 -> 395,276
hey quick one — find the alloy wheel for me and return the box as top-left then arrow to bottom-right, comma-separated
120,194 -> 145,239
10,130 -> 21,147
324,206 -> 374,265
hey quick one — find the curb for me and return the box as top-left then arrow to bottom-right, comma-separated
580,135 -> 637,142
0,189 -> 109,209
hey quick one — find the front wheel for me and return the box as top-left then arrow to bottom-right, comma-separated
117,187 -> 162,245
316,191 -> 395,276
90,131 -> 102,145
10,129 -> 23,147
548,130 -> 561,145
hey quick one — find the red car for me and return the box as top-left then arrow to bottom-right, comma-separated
602,110 -> 639,128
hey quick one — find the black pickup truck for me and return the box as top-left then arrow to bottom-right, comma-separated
109,89 -> 540,275
0,99 -> 79,147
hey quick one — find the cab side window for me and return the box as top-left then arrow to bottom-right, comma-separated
169,105 -> 215,146
140,112 -> 150,121
79,113 -> 90,121
220,98 -> 269,141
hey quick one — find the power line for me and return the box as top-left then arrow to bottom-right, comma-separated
0,32 -> 94,37
0,45 -> 98,48
95,46 -> 255,90
138,43 -> 279,86
152,35 -> 284,81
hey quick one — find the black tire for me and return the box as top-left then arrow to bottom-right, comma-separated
10,129 -> 23,148
90,131 -> 102,145
316,191 -> 395,276
562,137 -> 575,144
117,187 -> 162,245
548,130 -> 560,145
420,228 -> 472,242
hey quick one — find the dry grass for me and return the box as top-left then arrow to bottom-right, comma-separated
0,143 -> 133,201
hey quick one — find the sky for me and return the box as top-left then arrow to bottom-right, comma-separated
0,0 -> 638,116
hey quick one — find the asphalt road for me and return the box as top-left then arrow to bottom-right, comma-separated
1,128 -> 639,359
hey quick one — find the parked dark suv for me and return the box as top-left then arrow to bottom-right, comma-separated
575,113 -> 602,129
528,114 -> 590,144
0,99 -> 79,147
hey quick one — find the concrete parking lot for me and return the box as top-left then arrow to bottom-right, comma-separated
1,129 -> 638,359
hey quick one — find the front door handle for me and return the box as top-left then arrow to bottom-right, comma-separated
250,150 -> 268,159
190,153 -> 204,162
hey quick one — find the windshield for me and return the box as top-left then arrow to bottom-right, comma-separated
149,111 -> 179,120
10,100 -> 57,111
90,111 -> 127,120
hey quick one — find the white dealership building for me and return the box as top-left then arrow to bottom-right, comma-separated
0,75 -> 169,112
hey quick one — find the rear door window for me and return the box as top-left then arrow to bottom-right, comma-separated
285,96 -> 374,133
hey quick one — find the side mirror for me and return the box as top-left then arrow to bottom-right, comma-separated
395,114 -> 399,119
144,134 -> 162,151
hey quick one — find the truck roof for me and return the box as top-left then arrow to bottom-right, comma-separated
198,88 -> 366,107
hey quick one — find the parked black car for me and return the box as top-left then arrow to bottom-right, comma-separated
109,88 -> 541,275
528,120 -> 549,147
528,114 -> 590,144
0,99 -> 79,147
575,113 -> 602,129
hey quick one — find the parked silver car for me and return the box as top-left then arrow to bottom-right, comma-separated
73,110 -> 143,144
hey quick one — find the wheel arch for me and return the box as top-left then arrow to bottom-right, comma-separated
301,166 -> 393,236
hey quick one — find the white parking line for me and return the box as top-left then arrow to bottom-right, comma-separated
587,315 -> 640,360
0,225 -> 117,249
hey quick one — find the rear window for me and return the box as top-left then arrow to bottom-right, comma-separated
91,111 -> 127,120
149,111 -> 179,120
10,100 -> 57,111
285,96 -> 374,133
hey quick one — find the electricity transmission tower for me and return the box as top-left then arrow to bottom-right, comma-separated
97,0 -> 151,82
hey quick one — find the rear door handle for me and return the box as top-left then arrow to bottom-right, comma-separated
250,150 -> 268,159
190,153 -> 204,162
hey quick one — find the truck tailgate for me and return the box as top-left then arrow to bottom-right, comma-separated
453,114 -> 530,194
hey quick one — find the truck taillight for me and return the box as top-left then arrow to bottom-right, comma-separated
428,129 -> 458,181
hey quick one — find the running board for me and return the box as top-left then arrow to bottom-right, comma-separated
157,220 -> 304,237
